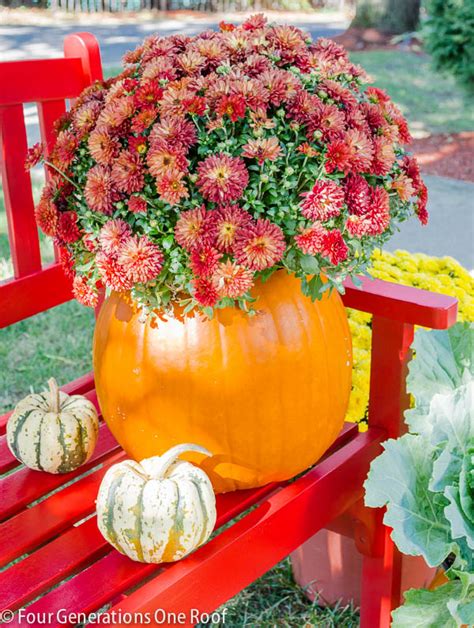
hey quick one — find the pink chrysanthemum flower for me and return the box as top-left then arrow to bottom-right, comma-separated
111,150 -> 145,194
156,170 -> 189,205
190,244 -> 222,277
179,50 -> 206,75
35,192 -> 59,237
344,175 -> 371,216
73,101 -> 102,136
309,103 -> 346,142
371,137 -> 396,176
365,187 -> 391,235
300,180 -> 345,222
84,165 -> 116,214
216,94 -> 246,122
197,153 -> 249,203
345,129 -> 374,174
96,252 -> 133,292
193,277 -> 219,307
88,130 -> 120,166
53,130 -> 78,168
325,139 -> 353,174
213,260 -> 254,298
98,219 -> 132,255
147,144 -> 188,178
294,222 -> 326,256
117,236 -> 164,284
128,196 -> 148,213
25,142 -> 43,170
215,204 -> 252,252
97,95 -> 134,129
321,229 -> 348,265
175,206 -> 217,251
392,173 -> 415,202
259,70 -> 288,107
234,218 -> 285,270
57,211 -> 81,243
149,117 -> 197,151
242,137 -> 281,165
73,275 -> 98,308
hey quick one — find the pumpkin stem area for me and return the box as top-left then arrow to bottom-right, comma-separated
140,443 -> 212,479
48,378 -> 61,413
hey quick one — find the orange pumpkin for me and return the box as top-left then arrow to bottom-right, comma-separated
93,271 -> 352,493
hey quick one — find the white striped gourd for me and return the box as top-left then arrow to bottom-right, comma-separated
96,443 -> 217,563
7,378 -> 99,473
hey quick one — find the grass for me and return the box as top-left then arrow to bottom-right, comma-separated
2,46 -> 465,627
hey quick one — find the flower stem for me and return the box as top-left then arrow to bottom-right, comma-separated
44,161 -> 80,190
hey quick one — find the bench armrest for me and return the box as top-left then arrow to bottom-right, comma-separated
342,276 -> 458,329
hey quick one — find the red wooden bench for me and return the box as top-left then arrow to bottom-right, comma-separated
0,34 -> 457,628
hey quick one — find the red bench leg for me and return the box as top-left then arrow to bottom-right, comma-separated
358,316 -> 414,627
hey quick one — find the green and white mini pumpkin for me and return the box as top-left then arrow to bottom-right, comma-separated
7,378 -> 99,474
96,443 -> 217,564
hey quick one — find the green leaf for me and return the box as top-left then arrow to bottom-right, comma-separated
364,433 -> 455,566
405,322 -> 474,434
391,582 -> 461,628
299,254 -> 320,274
444,440 -> 474,551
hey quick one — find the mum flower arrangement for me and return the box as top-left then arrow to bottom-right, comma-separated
29,14 -> 428,317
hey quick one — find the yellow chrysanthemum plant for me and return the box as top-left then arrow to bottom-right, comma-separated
347,249 -> 474,430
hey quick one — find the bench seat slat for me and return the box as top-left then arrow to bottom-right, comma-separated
0,422 -> 117,521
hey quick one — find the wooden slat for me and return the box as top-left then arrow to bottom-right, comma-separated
64,32 -> 104,85
0,422 -> 116,521
0,263 -> 73,329
0,58 -> 89,106
0,104 -> 42,278
0,372 -> 95,435
342,276 -> 457,329
0,452 -> 124,569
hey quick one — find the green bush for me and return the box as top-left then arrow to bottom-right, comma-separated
424,0 -> 474,92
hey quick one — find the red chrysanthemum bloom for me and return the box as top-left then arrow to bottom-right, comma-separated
133,81 -> 163,108
259,70 -> 288,107
234,218 -> 285,270
73,275 -> 98,308
300,179 -> 345,222
321,229 -> 348,265
73,101 -> 102,136
401,155 -> 422,190
190,244 -> 222,278
128,135 -> 148,156
214,204 -> 252,252
241,137 -> 281,165
131,107 -> 158,134
219,21 -> 236,33
83,233 -> 97,252
344,175 -> 371,215
111,150 -> 145,194
216,94 -> 246,122
35,192 -> 59,237
147,144 -> 188,178
193,277 -> 219,307
371,137 -> 396,176
96,251 -> 133,292
117,236 -> 164,284
213,260 -> 254,298
197,153 -> 249,203
53,130 -> 78,168
415,183 -> 429,225
365,87 -> 391,105
156,170 -> 189,205
58,246 -> 75,278
365,187 -> 391,236
309,103 -> 346,142
149,117 -> 197,151
242,13 -> 267,30
294,222 -> 326,256
325,139 -> 353,174
98,219 -> 132,255
88,130 -> 120,166
57,211 -> 81,243
182,95 -> 207,116
175,206 -> 217,251
25,142 -> 43,170
128,196 -> 148,213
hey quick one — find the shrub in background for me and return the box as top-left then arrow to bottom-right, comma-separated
423,0 -> 474,92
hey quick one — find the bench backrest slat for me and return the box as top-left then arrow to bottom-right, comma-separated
0,33 -> 103,329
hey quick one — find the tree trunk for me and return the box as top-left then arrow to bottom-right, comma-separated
351,0 -> 421,34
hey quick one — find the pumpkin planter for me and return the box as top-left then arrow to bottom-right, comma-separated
93,271 -> 352,493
